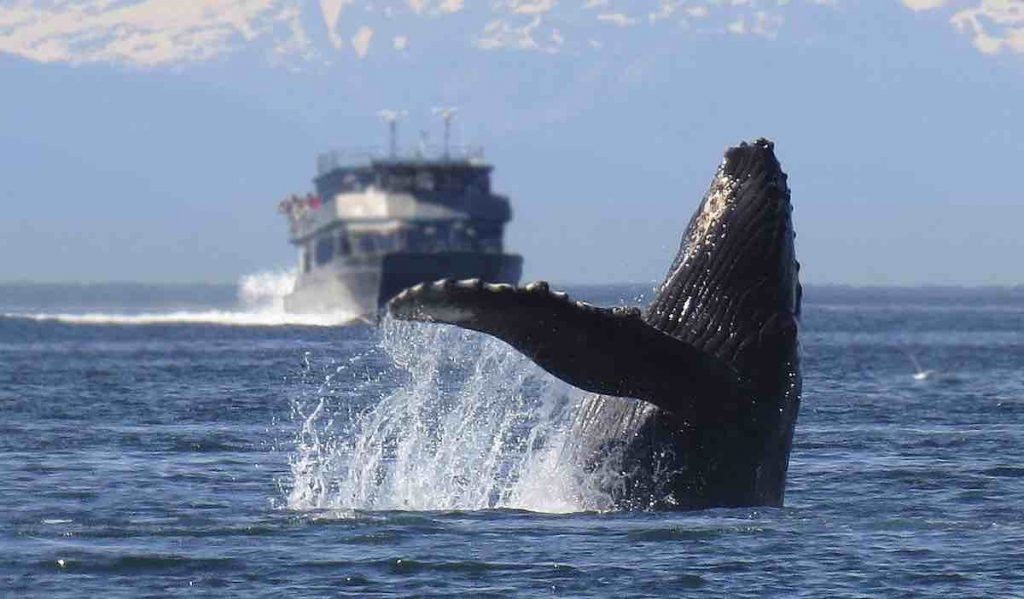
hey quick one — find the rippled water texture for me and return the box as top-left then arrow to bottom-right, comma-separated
1,284 -> 1022,596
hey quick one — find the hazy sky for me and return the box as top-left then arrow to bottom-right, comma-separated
1,0 -> 1022,286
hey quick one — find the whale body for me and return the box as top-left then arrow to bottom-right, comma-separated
389,139 -> 802,509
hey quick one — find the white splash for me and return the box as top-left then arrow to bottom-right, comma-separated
6,270 -> 360,327
904,349 -> 939,381
286,317 -> 608,513
12,310 -> 354,327
237,269 -> 298,312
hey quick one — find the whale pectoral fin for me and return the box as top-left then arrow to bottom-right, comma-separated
387,279 -> 744,418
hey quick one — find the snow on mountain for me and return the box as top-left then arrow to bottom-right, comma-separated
0,0 -> 1019,69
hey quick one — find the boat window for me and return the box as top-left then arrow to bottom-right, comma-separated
337,230 -> 351,256
341,172 -> 359,193
349,231 -> 402,255
415,170 -> 435,191
404,223 -> 455,252
385,232 -> 402,253
438,170 -> 461,192
315,236 -> 334,265
448,222 -> 465,250
405,227 -> 424,251
382,170 -> 415,192
356,234 -> 376,254
468,171 -> 489,194
475,222 -> 503,252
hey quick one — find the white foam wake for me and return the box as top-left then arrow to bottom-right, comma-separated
4,270 -> 362,327
11,310 -> 357,327
286,317 -> 615,514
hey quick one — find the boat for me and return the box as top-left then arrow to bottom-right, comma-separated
278,123 -> 522,318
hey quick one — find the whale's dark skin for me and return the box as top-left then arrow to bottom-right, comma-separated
389,139 -> 802,509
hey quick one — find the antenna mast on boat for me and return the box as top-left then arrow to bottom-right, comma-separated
377,109 -> 406,158
433,107 -> 458,160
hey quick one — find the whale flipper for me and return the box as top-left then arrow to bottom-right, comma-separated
388,279 -> 745,419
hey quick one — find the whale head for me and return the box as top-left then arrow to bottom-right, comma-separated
647,138 -> 801,376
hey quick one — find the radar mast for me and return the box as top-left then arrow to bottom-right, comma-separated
433,107 -> 458,160
377,109 -> 407,159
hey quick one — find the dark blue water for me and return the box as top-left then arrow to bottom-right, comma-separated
1,284 -> 1022,597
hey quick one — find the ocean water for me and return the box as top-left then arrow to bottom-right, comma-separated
1,281 -> 1022,597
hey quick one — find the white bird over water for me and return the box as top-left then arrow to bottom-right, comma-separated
906,351 -> 936,381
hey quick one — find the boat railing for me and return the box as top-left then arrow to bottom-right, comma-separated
317,145 -> 485,175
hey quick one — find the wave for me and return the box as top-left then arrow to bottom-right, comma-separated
2,270 -> 363,327
5,310 -> 360,327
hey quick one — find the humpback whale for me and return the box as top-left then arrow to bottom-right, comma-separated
388,139 -> 801,510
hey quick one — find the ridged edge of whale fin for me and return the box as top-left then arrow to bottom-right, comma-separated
388,279 -> 745,419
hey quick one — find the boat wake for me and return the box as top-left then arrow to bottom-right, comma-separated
286,317 -> 621,514
9,310 -> 358,327
3,271 -> 362,327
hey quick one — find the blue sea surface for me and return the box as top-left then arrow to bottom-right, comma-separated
1,284 -> 1022,597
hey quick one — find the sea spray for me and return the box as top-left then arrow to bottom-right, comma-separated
286,316 -> 614,513
5,270 -> 359,326
238,269 -> 297,312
